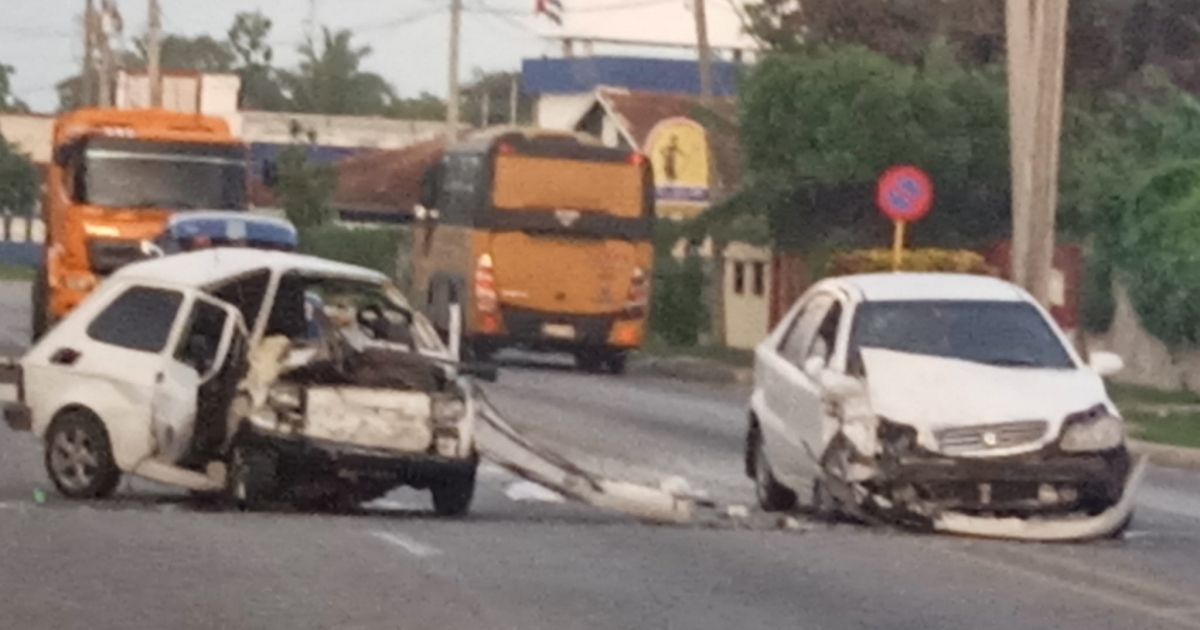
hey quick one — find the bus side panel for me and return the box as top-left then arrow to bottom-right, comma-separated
411,222 -> 476,333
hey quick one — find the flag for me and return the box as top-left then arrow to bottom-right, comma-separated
535,0 -> 563,25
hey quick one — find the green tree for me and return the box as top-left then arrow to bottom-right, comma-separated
134,35 -> 236,72
729,42 -> 1010,252
0,63 -> 29,112
274,143 -> 336,229
228,11 -> 288,111
279,28 -> 394,115
0,133 -> 38,217
386,92 -> 446,121
461,69 -> 532,126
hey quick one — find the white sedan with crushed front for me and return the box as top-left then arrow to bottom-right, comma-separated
744,272 -> 1147,541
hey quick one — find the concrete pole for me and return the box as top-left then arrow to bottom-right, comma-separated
147,0 -> 162,108
82,0 -> 96,107
509,75 -> 519,124
1006,0 -> 1069,307
693,0 -> 714,102
446,0 -> 462,141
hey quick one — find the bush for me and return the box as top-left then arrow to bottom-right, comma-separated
825,248 -> 996,276
298,225 -> 408,281
650,254 -> 708,347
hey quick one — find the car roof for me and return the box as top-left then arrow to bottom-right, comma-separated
829,273 -> 1027,303
113,248 -> 387,288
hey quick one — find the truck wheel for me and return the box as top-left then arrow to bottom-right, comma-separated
30,267 -> 48,342
606,352 -> 628,375
227,443 -> 278,511
431,463 -> 477,517
44,410 -> 121,500
575,351 -> 605,373
754,439 -> 797,512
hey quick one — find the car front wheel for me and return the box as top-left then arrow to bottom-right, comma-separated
431,463 -> 477,517
44,410 -> 121,500
753,436 -> 797,512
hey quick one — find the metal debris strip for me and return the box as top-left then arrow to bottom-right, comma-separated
471,384 -> 694,524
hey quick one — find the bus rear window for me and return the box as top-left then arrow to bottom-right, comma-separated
491,155 -> 645,219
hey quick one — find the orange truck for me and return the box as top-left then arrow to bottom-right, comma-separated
32,108 -> 248,340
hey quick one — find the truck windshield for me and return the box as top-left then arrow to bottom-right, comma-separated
80,137 -> 246,211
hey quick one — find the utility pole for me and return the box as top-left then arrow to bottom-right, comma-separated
509,75 -> 519,125
147,0 -> 162,108
446,0 -> 462,140
82,0 -> 96,107
692,0 -> 725,347
1006,0 -> 1069,308
692,0 -> 714,103
96,5 -> 113,107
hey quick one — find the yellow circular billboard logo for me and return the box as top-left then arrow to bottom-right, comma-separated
644,117 -> 709,217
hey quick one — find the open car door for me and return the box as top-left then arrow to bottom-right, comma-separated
151,295 -> 245,466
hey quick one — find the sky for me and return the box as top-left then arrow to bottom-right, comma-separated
0,0 -> 754,114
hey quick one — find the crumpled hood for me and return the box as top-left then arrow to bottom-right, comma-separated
859,348 -> 1110,449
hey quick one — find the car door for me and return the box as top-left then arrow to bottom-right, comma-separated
22,283 -> 190,470
759,292 -> 838,485
152,295 -> 243,466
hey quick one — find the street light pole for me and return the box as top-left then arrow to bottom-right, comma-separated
446,0 -> 463,141
147,0 -> 162,108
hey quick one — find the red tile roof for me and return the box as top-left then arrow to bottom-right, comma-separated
332,138 -> 446,214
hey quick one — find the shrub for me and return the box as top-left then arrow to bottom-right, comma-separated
298,225 -> 408,281
825,248 -> 997,276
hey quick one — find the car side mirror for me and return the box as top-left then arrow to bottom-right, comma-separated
461,361 -> 498,383
1088,351 -> 1124,377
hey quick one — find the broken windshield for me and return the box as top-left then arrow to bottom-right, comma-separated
848,300 -> 1075,371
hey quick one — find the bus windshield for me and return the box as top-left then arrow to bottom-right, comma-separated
79,136 -> 246,211
491,155 -> 647,219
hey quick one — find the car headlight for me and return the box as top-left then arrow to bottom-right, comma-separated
1059,405 -> 1125,452
431,397 -> 466,426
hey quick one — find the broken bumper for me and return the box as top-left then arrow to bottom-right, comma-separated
932,454 -> 1148,541
2,401 -> 31,432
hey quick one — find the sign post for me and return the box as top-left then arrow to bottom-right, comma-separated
876,165 -> 934,271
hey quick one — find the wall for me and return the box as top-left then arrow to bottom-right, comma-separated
723,242 -> 772,350
1088,282 -> 1200,392
238,111 -> 447,149
116,71 -> 240,115
534,94 -> 600,131
0,113 -> 53,164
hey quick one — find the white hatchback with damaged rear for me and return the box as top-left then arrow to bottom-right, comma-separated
745,272 -> 1147,541
4,249 -> 497,517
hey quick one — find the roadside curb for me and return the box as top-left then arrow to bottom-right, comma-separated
1128,438 -> 1200,472
629,355 -> 753,385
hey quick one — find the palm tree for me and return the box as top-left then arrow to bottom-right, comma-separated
280,28 -> 395,116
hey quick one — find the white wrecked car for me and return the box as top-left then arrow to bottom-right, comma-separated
745,273 -> 1146,541
4,249 -> 496,516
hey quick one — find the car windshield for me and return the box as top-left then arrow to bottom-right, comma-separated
848,300 -> 1075,370
81,137 -> 246,211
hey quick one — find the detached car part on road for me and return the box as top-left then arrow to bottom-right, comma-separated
5,249 -> 496,516
746,273 -> 1147,542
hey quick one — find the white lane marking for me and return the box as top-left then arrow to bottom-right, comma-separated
364,499 -> 424,512
370,530 -> 443,558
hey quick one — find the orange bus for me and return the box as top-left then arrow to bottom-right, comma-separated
33,108 -> 247,340
414,128 -> 654,374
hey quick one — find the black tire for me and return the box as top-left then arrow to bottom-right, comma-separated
227,443 -> 279,511
812,478 -> 841,520
605,352 -> 628,375
431,463 -> 477,517
576,351 -> 605,373
44,410 -> 121,500
1108,511 -> 1135,539
744,422 -> 760,479
30,267 -> 48,343
754,438 -> 797,512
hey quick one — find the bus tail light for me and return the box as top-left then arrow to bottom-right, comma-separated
475,253 -> 498,315
496,142 -> 515,155
624,267 -> 649,318
628,152 -> 646,166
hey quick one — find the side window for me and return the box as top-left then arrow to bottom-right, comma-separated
777,294 -> 834,367
208,269 -> 270,334
87,286 -> 184,353
805,301 -> 843,366
174,299 -> 228,374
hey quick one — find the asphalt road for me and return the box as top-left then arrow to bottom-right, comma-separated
2,281 -> 1200,629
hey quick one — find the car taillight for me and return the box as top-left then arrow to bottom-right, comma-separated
625,267 -> 649,317
629,152 -> 646,165
475,253 -> 498,314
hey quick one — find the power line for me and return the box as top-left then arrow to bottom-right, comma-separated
467,2 -> 534,33
476,0 -> 678,16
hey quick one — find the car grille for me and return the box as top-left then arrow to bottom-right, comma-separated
936,420 -> 1049,456
88,238 -> 149,275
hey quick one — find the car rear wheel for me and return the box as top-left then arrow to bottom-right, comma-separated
606,352 -> 628,375
44,410 -> 121,500
754,437 -> 797,512
431,463 -> 477,517
30,267 -> 48,342
227,443 -> 279,511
